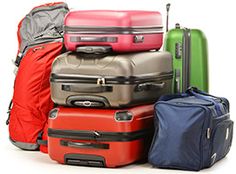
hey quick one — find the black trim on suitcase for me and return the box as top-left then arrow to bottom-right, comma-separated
71,36 -> 118,43
50,72 -> 173,85
64,25 -> 163,35
48,128 -> 153,142
62,84 -> 113,93
64,154 -> 106,167
182,29 -> 191,92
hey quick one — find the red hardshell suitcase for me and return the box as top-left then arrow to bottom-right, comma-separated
48,105 -> 154,167
64,10 -> 163,53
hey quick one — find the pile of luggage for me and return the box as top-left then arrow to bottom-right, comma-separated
7,2 -> 233,171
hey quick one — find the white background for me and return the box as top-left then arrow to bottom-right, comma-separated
0,0 -> 235,173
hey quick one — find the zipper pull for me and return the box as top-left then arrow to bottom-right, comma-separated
207,128 -> 211,139
225,128 -> 229,140
33,46 -> 45,52
97,78 -> 105,85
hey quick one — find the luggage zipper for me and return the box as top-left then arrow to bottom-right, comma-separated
97,78 -> 106,85
64,25 -> 163,35
50,72 -> 173,85
33,46 -> 45,52
48,128 -> 153,142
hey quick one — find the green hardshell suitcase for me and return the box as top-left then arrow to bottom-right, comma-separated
164,4 -> 208,93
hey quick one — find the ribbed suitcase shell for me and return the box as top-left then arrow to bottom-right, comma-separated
50,51 -> 173,108
64,10 -> 163,52
48,105 -> 154,167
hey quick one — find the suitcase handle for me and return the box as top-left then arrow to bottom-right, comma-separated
61,140 -> 109,149
62,84 -> 113,93
135,82 -> 165,92
65,154 -> 105,167
166,3 -> 171,32
76,46 -> 113,54
73,36 -> 118,43
66,95 -> 110,108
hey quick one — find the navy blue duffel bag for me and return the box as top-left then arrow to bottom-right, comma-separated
148,87 -> 233,171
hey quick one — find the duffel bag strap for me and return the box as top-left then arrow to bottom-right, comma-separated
187,87 -> 220,99
187,87 -> 223,115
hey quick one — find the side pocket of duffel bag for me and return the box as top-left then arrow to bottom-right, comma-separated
209,118 -> 233,166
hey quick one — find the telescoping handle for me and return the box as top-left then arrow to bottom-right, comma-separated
166,3 -> 171,32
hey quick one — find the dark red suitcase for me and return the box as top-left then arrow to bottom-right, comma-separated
48,105 -> 154,167
64,10 -> 163,53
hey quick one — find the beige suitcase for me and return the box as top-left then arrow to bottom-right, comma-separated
50,51 -> 173,108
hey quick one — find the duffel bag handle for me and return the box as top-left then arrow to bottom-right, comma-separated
187,87 -> 223,115
62,84 -> 113,93
60,140 -> 109,149
187,87 -> 223,101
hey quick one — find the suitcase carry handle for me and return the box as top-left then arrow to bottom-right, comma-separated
135,82 -> 165,92
72,36 -> 118,43
61,140 -> 109,149
64,154 -> 105,167
66,95 -> 110,108
62,84 -> 113,93
76,46 -> 113,54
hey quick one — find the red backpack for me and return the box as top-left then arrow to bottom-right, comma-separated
7,2 -> 69,153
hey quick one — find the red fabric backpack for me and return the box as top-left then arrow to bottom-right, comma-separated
7,2 -> 69,153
